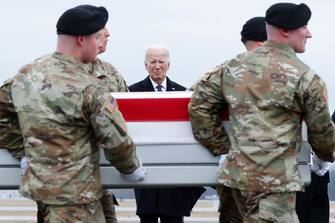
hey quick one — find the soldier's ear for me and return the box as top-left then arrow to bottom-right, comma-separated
279,28 -> 290,37
76,36 -> 85,46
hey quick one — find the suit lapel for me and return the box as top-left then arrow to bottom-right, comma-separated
166,77 -> 176,92
142,76 -> 155,91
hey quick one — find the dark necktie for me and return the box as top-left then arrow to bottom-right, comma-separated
156,85 -> 163,92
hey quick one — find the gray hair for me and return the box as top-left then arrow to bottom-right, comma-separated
144,44 -> 170,64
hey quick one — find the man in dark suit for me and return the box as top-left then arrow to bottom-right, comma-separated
129,45 -> 205,223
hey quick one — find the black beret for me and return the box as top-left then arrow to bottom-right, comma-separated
241,17 -> 267,42
265,3 -> 311,30
56,5 -> 108,36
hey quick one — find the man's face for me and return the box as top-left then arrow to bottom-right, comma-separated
97,28 -> 110,54
145,49 -> 170,84
287,25 -> 312,53
81,31 -> 102,63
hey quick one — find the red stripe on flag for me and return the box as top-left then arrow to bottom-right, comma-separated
116,98 -> 229,122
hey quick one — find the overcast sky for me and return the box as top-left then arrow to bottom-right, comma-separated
1,0 -> 335,111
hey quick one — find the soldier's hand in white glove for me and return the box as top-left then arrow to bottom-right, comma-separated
311,154 -> 332,176
121,165 -> 146,182
217,154 -> 228,174
218,154 -> 227,167
20,156 -> 28,176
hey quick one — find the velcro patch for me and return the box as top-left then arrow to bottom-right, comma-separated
105,97 -> 116,114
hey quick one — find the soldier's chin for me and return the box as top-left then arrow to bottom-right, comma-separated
82,56 -> 97,64
98,46 -> 106,54
294,45 -> 306,53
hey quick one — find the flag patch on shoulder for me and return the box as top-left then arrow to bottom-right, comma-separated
105,97 -> 116,114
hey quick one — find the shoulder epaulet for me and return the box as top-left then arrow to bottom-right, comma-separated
3,77 -> 14,85
35,54 -> 51,62
18,64 -> 33,74
202,64 -> 225,81
302,69 -> 315,82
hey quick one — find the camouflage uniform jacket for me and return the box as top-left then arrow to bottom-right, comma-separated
11,53 -> 140,205
94,59 -> 128,92
189,41 -> 335,192
0,79 -> 24,159
0,57 -> 127,157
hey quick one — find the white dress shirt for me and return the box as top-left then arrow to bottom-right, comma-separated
150,77 -> 167,92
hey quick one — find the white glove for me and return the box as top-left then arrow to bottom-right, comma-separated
311,154 -> 331,176
20,156 -> 28,176
217,154 -> 228,175
121,165 -> 146,182
219,154 -> 227,167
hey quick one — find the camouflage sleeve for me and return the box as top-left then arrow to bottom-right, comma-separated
84,85 -> 140,174
189,65 -> 228,91
300,72 -> 335,161
188,67 -> 231,155
103,62 -> 129,92
188,81 -> 198,91
114,72 -> 129,92
0,79 -> 24,159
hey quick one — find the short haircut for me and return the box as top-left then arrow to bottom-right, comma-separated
144,44 -> 170,64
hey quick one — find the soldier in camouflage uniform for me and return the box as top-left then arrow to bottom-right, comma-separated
189,3 -> 335,223
35,26 -> 129,223
216,16 -> 268,223
94,27 -> 128,93
0,56 -> 127,223
1,5 -> 146,223
93,27 -> 129,223
0,16 -> 128,223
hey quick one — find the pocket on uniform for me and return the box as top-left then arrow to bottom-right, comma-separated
259,198 -> 277,222
259,194 -> 298,223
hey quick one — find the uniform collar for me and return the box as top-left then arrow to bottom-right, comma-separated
91,58 -> 107,78
263,40 -> 296,55
52,52 -> 92,74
